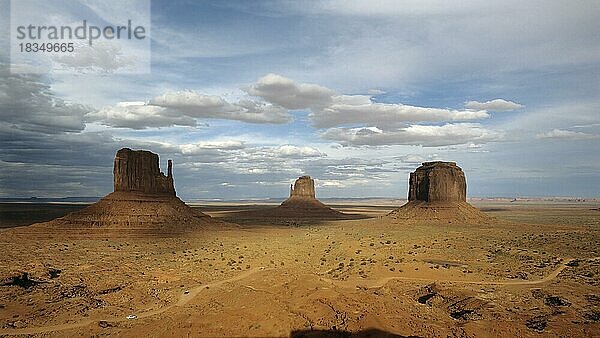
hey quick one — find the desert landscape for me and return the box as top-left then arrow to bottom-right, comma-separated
0,149 -> 598,338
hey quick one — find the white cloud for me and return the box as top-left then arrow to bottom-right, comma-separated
87,102 -> 197,129
91,90 -> 293,128
313,101 -> 489,128
235,145 -> 325,163
245,73 -> 336,109
246,74 -> 490,128
243,74 -> 504,147
229,100 -> 292,124
149,91 -> 239,115
464,99 -> 523,112
316,178 -> 371,188
178,140 -> 246,154
536,129 -> 599,140
498,101 -> 600,141
150,90 -> 292,124
322,123 -> 503,147
84,74 -> 512,138
242,74 -> 503,147
52,42 -> 136,73
274,145 -> 324,158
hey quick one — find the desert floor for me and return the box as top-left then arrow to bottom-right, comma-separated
0,200 -> 599,337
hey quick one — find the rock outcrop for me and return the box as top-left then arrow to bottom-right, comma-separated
279,176 -> 334,212
227,175 -> 359,224
408,162 -> 466,202
114,148 -> 175,195
32,148 -> 233,232
387,162 -> 493,225
280,176 -> 322,208
288,176 -> 316,199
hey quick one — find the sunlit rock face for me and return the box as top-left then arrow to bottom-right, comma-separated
30,148 -> 231,231
386,161 -> 493,225
408,162 -> 466,203
288,176 -> 316,199
113,148 -> 175,196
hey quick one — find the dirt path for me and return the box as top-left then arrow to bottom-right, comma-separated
0,267 -> 269,336
0,260 -> 574,335
320,259 -> 574,289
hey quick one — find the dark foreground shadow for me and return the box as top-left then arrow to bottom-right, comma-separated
215,206 -> 373,227
290,328 -> 420,338
0,202 -> 89,228
221,215 -> 372,227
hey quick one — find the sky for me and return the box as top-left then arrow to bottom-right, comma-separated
0,0 -> 599,200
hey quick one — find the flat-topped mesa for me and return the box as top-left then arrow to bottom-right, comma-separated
113,148 -> 175,195
386,161 -> 493,225
409,161 -> 466,203
289,175 -> 316,199
30,147 -> 232,231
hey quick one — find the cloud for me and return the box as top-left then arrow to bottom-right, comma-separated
85,74 -> 509,138
227,100 -> 292,124
267,1 -> 600,92
464,99 -> 523,112
313,100 -> 489,128
236,145 -> 325,163
322,123 -> 503,147
149,91 -> 240,115
243,74 -> 502,147
316,178 -> 370,188
272,145 -> 324,158
88,102 -> 197,129
52,42 -> 137,73
243,74 -> 504,147
148,90 -> 292,124
246,74 -> 490,128
246,73 -> 336,109
0,66 -> 90,134
178,140 -> 246,154
536,129 -> 599,140
91,90 -> 293,128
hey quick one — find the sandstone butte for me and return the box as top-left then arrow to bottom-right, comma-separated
32,148 -> 231,232
386,161 -> 494,225
277,175 -> 347,217
228,175 -> 352,222
280,176 -> 323,207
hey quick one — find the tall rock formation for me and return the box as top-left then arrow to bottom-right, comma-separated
408,162 -> 466,202
33,148 -> 233,232
228,175 -> 357,223
386,161 -> 493,225
280,175 -> 325,208
288,176 -> 316,199
113,148 -> 175,195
